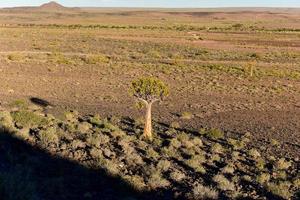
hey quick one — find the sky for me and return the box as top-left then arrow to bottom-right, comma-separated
1,0 -> 300,8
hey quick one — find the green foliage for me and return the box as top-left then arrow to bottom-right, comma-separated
267,181 -> 292,199
82,54 -> 110,64
11,110 -> 48,128
275,158 -> 292,170
7,54 -> 24,62
9,99 -> 28,110
180,112 -> 193,120
130,77 -> 169,102
257,173 -> 270,184
191,183 -> 219,199
49,52 -> 74,65
38,127 -> 59,146
0,111 -> 14,129
207,128 -> 224,139
213,174 -> 235,191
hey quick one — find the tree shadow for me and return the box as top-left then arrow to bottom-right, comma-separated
29,97 -> 53,108
0,128 -> 172,200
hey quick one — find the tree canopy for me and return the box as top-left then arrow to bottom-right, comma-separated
130,77 -> 169,103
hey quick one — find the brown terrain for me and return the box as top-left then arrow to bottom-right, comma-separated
0,4 -> 299,157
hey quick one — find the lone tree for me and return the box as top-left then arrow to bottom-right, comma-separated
130,77 -> 169,141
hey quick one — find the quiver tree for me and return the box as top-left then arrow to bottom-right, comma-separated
130,77 -> 169,141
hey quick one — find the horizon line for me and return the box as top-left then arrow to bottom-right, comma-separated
1,5 -> 300,9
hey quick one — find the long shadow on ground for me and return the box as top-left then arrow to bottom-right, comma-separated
0,129 -> 171,200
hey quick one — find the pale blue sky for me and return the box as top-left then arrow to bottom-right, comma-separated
1,0 -> 300,8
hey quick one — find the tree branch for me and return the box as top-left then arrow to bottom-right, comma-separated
137,98 -> 149,105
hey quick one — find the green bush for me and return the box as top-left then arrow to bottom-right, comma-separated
11,110 -> 48,128
206,128 -> 224,139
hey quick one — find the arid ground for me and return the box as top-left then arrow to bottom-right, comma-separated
1,7 -> 299,156
0,5 -> 300,200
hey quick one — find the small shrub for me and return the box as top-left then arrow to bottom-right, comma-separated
228,138 -> 245,150
146,147 -> 160,159
213,174 -> 235,191
102,160 -> 119,176
38,127 -> 59,146
180,112 -> 193,120
11,110 -> 48,128
256,173 -> 270,185
255,159 -> 265,171
270,139 -> 280,147
248,148 -> 261,159
89,148 -> 103,159
71,139 -> 86,149
170,121 -> 180,129
210,154 -> 221,162
126,152 -> 144,166
156,160 -> 171,172
7,53 -> 23,61
161,146 -> 178,158
267,181 -> 292,199
169,138 -> 181,148
192,137 -> 203,147
274,171 -> 287,180
185,154 -> 206,173
87,134 -> 109,148
211,143 -> 224,154
9,99 -> 28,110
242,175 -> 252,182
64,111 -> 78,123
293,178 -> 300,188
0,111 -> 14,129
147,171 -> 170,189
77,122 -> 92,133
207,128 -> 224,139
275,158 -> 292,170
15,128 -> 31,140
190,183 -> 219,199
222,164 -> 235,174
124,175 -> 146,192
82,54 -> 110,64
109,130 -> 126,138
89,115 -> 102,126
170,170 -> 186,182
231,151 -> 240,161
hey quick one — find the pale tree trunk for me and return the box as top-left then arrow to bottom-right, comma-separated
250,65 -> 254,77
143,102 -> 153,141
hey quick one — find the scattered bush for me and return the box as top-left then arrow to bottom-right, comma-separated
185,154 -> 206,173
248,148 -> 261,159
275,158 -> 292,170
170,170 -> 186,182
0,111 -> 14,130
190,183 -> 219,199
213,174 -> 235,191
207,128 -> 224,139
147,171 -> 170,189
211,143 -> 224,154
38,127 -> 59,146
267,181 -> 292,199
256,173 -> 271,185
180,112 -> 193,120
11,110 -> 48,128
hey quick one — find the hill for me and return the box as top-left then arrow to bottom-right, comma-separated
39,1 -> 66,10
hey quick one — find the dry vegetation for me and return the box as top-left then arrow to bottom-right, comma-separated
0,104 -> 299,199
0,5 -> 299,200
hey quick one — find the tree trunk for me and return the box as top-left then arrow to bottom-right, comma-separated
143,102 -> 153,141
250,65 -> 254,77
